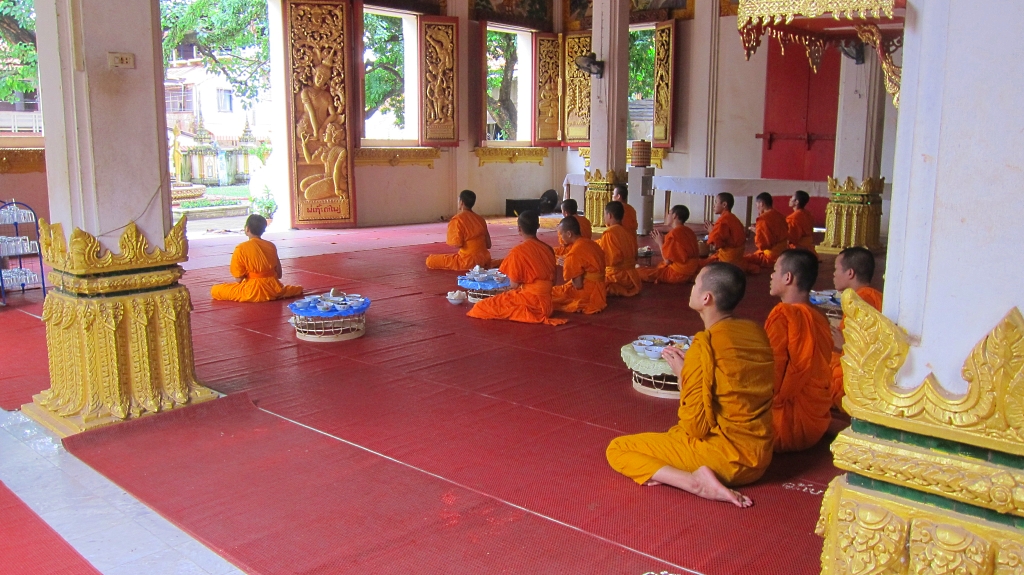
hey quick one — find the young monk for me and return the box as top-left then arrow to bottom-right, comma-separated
787,190 -> 817,256
638,205 -> 700,284
551,216 -> 607,314
597,201 -> 642,297
613,185 -> 638,238
703,193 -> 746,265
211,214 -> 303,302
467,210 -> 566,326
426,189 -> 492,270
553,199 -> 592,256
606,263 -> 775,507
766,249 -> 834,452
829,246 -> 883,410
741,193 -> 789,274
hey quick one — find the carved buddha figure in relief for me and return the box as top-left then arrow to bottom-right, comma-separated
297,52 -> 340,162
300,121 -> 347,201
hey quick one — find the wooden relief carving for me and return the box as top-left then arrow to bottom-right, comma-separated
564,32 -> 591,143
652,20 -> 675,147
420,17 -> 459,146
534,33 -> 562,145
287,1 -> 355,226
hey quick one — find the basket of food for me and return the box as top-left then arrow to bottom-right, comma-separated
288,289 -> 372,342
457,266 -> 512,303
619,334 -> 692,399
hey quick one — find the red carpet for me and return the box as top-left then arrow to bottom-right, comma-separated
0,481 -> 101,575
0,302 -> 47,410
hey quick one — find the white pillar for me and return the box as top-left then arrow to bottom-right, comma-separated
36,0 -> 170,248
884,0 -> 1024,393
833,49 -> 886,181
688,0 -> 721,180
587,0 -> 629,176
265,0 -> 292,230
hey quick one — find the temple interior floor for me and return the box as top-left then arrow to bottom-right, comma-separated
0,220 -> 886,574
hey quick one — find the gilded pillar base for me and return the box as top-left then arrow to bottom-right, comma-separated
24,217 -> 215,438
584,168 -> 620,231
819,176 -> 885,255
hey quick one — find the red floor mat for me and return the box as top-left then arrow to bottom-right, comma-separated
0,481 -> 101,575
64,394 -> 679,575
0,308 -> 48,410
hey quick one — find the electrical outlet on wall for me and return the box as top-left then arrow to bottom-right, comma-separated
107,52 -> 135,69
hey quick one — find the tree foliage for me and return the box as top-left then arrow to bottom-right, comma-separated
0,0 -> 36,103
362,13 -> 405,126
485,30 -> 517,141
628,29 -> 655,101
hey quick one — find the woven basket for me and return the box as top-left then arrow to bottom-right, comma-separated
631,140 -> 652,167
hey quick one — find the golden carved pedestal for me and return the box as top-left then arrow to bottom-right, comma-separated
584,168 -> 620,231
22,217 -> 216,437
819,176 -> 884,255
816,291 -> 1024,574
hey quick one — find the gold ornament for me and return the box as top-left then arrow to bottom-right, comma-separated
534,35 -> 562,143
421,20 -> 457,143
0,148 -> 45,174
652,22 -> 674,144
39,217 -> 188,275
564,33 -> 592,142
473,147 -> 548,167
354,147 -> 440,168
819,176 -> 884,254
857,23 -> 902,108
578,147 -> 666,169
737,0 -> 896,28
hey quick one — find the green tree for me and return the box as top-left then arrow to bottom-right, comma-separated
628,29 -> 655,101
362,13 -> 405,126
0,0 -> 36,103
486,30 -> 517,141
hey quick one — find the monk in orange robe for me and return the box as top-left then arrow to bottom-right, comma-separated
787,190 -> 818,257
467,210 -> 567,326
606,263 -> 775,507
703,193 -> 747,266
597,201 -> 642,297
552,216 -> 606,314
426,189 -> 492,270
765,250 -> 833,452
613,185 -> 639,238
829,247 -> 883,411
211,215 -> 303,303
741,193 -> 790,274
553,199 -> 592,256
639,204 -> 700,284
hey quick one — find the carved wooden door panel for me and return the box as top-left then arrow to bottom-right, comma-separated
563,31 -> 591,145
652,20 -> 675,148
532,33 -> 562,146
419,16 -> 459,146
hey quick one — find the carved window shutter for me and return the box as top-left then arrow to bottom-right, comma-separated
419,16 -> 459,147
532,33 -> 562,146
563,32 -> 591,145
652,20 -> 676,148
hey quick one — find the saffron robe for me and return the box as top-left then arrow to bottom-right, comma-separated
554,214 -> 594,256
211,237 -> 303,303
787,208 -> 818,256
606,318 -> 775,486
765,303 -> 834,452
597,224 -> 642,297
704,210 -> 746,265
830,287 -> 883,410
426,210 -> 491,270
621,203 -> 639,253
552,237 -> 607,314
638,226 -> 700,284
742,209 -> 790,273
467,238 -> 567,325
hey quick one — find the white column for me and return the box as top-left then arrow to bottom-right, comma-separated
265,0 -> 292,230
35,0 -> 171,248
833,49 -> 886,181
884,0 -> 1024,393
687,0 -> 721,180
587,0 -> 629,176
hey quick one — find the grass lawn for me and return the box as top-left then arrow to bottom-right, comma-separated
204,184 -> 250,198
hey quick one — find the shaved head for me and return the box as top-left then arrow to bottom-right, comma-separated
518,210 -> 540,236
245,214 -> 267,237
459,189 -> 476,209
778,249 -> 818,292
838,247 -> 875,283
793,190 -> 810,209
717,193 -> 735,211
756,192 -> 773,208
559,215 -> 581,236
561,199 -> 578,215
605,201 -> 625,223
670,204 -> 689,224
699,263 -> 746,312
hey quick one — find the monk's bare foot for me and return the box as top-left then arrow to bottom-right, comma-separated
643,480 -> 662,486
692,467 -> 752,508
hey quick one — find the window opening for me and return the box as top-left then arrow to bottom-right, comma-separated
485,26 -> 532,143
628,27 -> 655,142
217,89 -> 233,113
363,8 -> 418,142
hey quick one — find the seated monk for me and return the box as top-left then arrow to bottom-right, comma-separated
553,199 -> 592,257
741,193 -> 789,274
606,263 -> 775,507
639,205 -> 700,284
787,190 -> 818,257
613,184 -> 639,238
829,246 -> 883,411
426,189 -> 492,271
597,201 -> 642,297
551,216 -> 606,314
766,250 -> 833,452
211,215 -> 303,303
467,210 -> 567,326
703,193 -> 746,266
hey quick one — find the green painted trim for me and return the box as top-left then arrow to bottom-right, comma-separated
851,419 -> 1024,470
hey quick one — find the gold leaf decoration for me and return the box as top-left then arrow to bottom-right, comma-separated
737,0 -> 896,29
39,217 -> 188,276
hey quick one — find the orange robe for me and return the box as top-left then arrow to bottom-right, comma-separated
426,210 -> 491,270
211,238 -> 303,303
742,209 -> 790,273
552,237 -> 607,314
621,203 -> 639,254
554,214 -> 593,256
638,226 -> 700,284
467,238 -> 567,325
787,208 -> 818,256
830,287 -> 883,410
597,224 -> 642,297
766,303 -> 834,452
606,318 -> 775,486
704,210 -> 746,265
